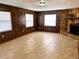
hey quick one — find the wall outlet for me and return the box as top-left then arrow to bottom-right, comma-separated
2,35 -> 5,38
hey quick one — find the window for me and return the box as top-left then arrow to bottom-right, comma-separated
44,14 -> 56,26
0,11 -> 12,32
25,14 -> 33,27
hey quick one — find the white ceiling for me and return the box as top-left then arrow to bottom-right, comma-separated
0,0 -> 79,11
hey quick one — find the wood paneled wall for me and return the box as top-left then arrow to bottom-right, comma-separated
0,4 -> 78,44
36,11 -> 61,33
0,4 -> 37,43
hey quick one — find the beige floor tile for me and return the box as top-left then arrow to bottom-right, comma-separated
0,32 -> 78,59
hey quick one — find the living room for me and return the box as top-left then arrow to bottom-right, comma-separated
0,0 -> 79,59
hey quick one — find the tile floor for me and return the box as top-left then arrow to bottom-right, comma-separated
0,32 -> 78,59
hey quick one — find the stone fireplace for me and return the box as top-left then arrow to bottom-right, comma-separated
60,8 -> 79,40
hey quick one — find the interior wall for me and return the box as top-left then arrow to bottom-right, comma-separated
59,10 -> 69,33
36,8 -> 79,34
36,11 -> 61,33
67,8 -> 79,32
60,8 -> 79,39
59,8 -> 79,34
0,4 -> 37,43
0,4 -> 79,44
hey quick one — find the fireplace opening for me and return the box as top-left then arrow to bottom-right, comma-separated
70,23 -> 79,35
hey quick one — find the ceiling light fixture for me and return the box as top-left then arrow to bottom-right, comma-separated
39,0 -> 46,6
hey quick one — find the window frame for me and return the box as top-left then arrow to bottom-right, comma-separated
0,11 -> 12,32
44,14 -> 57,27
25,13 -> 34,28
